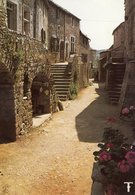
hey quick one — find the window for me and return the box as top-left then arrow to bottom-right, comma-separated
50,37 -> 59,52
7,1 -> 17,31
56,9 -> 60,19
41,28 -> 46,43
66,43 -> 69,58
71,36 -> 75,53
23,6 -> 30,35
71,17 -> 74,27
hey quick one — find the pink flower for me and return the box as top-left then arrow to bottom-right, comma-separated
125,151 -> 135,166
129,106 -> 135,110
121,107 -> 130,115
99,151 -> 111,162
106,143 -> 113,148
118,160 -> 131,173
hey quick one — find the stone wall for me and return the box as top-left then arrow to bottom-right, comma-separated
79,32 -> 90,86
113,22 -> 125,50
0,3 -> 57,141
119,1 -> 135,110
65,14 -> 80,56
48,1 -> 80,62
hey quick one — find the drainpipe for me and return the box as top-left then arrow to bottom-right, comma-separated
33,0 -> 37,39
22,0 -> 24,34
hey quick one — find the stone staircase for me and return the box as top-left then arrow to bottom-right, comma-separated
107,58 -> 126,104
51,63 -> 72,101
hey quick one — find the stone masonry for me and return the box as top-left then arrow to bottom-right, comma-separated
0,0 -> 57,141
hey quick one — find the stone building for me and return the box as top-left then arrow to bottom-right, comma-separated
99,50 -> 109,83
111,22 -> 125,59
101,22 -> 126,104
48,0 -> 90,100
48,0 -> 80,62
0,0 -> 92,141
79,31 -> 90,87
119,0 -> 135,109
0,0 -> 57,141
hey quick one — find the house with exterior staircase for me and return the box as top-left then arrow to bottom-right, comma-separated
100,22 -> 126,105
48,0 -> 91,101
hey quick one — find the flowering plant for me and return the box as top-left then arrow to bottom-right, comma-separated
120,106 -> 135,121
93,127 -> 135,193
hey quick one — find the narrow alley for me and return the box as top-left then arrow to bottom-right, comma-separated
0,83 -> 132,195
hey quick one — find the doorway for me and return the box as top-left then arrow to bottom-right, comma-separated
0,71 -> 16,142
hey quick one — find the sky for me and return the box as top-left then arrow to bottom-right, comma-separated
52,0 -> 125,50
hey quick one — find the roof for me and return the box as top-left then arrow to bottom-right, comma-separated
80,30 -> 91,41
112,22 -> 125,35
49,0 -> 81,21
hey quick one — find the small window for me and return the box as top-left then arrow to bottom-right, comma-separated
23,5 -> 30,35
56,9 -> 60,19
41,28 -> 46,43
7,1 -> 17,31
71,36 -> 75,53
71,17 -> 74,27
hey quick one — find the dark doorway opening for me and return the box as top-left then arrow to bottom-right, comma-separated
0,71 -> 16,142
60,41 -> 65,62
31,74 -> 51,116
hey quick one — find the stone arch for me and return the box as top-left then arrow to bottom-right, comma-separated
0,66 -> 16,142
31,73 -> 51,116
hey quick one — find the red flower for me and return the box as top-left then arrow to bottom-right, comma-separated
121,107 -> 130,115
99,151 -> 111,162
106,143 -> 113,148
118,160 -> 131,173
125,151 -> 135,166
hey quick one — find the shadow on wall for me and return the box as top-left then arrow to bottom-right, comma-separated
75,83 -> 119,143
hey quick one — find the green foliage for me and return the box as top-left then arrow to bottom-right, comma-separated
93,127 -> 134,188
102,127 -> 128,146
69,83 -> 78,100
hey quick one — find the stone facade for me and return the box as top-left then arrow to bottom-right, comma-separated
0,0 -> 91,141
119,0 -> 135,109
79,31 -> 90,87
48,0 -> 80,63
111,22 -> 125,59
0,0 -> 57,141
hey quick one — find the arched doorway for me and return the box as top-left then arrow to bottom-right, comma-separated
0,71 -> 16,142
31,73 -> 51,116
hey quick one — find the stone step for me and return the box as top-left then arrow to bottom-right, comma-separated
54,81 -> 71,85
55,87 -> 69,91
108,91 -> 121,95
51,64 -> 69,68
57,91 -> 69,95
54,84 -> 70,89
54,76 -> 71,79
58,94 -> 68,101
51,62 -> 71,101
51,69 -> 68,73
111,63 -> 125,66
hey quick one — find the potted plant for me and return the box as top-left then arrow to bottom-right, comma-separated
93,127 -> 135,195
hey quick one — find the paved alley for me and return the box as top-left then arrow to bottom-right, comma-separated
0,83 -> 132,195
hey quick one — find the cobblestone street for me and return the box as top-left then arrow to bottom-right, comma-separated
0,83 -> 132,195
